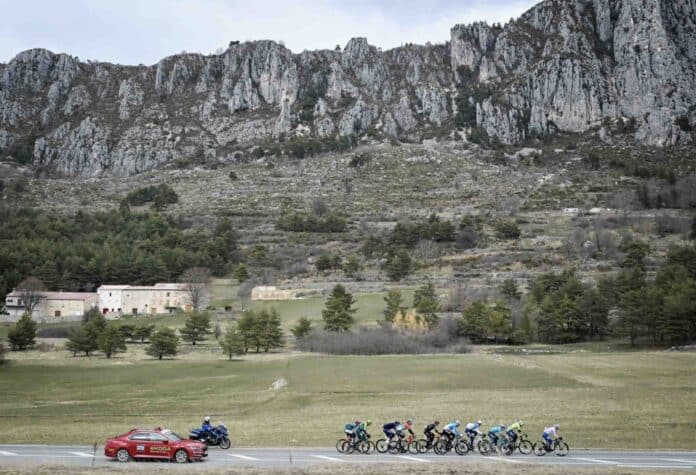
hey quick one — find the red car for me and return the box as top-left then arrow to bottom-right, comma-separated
104,428 -> 207,463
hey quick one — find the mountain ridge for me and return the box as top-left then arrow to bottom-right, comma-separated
0,0 -> 694,177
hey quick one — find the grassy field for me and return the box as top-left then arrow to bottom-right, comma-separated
0,351 -> 694,449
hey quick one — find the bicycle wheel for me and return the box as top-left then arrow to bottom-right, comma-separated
534,443 -> 547,456
416,439 -> 429,454
500,442 -> 514,456
555,441 -> 569,456
387,440 -> 400,455
434,439 -> 448,455
343,440 -> 357,454
518,440 -> 533,455
454,440 -> 470,456
336,438 -> 347,453
375,439 -> 389,453
478,439 -> 491,455
358,440 -> 372,454
408,440 -> 421,454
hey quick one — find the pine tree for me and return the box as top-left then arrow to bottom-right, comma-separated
234,264 -> 250,283
97,324 -> 127,358
291,317 -> 312,338
386,248 -> 412,281
146,328 -> 180,360
66,326 -> 98,356
500,279 -> 521,300
237,310 -> 258,353
7,314 -> 37,351
617,289 -> 646,346
383,289 -> 403,322
180,312 -> 212,345
322,284 -> 356,332
460,301 -> 490,343
258,308 -> 283,352
118,324 -> 136,341
133,324 -> 155,343
414,282 -> 440,329
489,301 -> 513,341
220,326 -> 245,360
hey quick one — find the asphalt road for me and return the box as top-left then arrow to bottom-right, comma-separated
0,445 -> 695,471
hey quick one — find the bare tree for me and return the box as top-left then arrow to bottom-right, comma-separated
16,277 -> 46,316
180,267 -> 211,311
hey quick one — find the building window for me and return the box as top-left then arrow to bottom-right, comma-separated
109,292 -> 112,297
167,292 -> 170,297
54,310 -> 61,317
132,308 -> 138,315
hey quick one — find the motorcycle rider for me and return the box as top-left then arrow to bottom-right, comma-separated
423,420 -> 441,448
201,416 -> 214,442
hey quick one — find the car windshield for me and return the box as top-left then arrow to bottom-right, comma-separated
162,430 -> 182,442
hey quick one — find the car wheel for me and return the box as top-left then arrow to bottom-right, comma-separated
174,449 -> 189,463
116,448 -> 130,462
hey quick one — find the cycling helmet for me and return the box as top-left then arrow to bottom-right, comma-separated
366,420 -> 372,426
433,420 -> 440,425
476,420 -> 482,425
204,416 -> 211,423
519,421 -> 524,427
407,418 -> 413,424
554,424 -> 560,430
455,420 -> 461,426
501,425 -> 507,429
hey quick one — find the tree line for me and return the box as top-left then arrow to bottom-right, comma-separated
0,208 -> 240,302
459,242 -> 696,346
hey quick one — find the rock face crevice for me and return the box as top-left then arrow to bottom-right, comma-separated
0,0 -> 694,176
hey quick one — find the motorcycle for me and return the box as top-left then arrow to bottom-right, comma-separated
189,422 -> 231,449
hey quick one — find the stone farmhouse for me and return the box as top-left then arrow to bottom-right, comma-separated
97,283 -> 191,318
4,290 -> 98,322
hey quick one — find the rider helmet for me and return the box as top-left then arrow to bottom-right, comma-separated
501,425 -> 507,429
407,418 -> 413,424
476,420 -> 482,425
204,416 -> 211,423
554,424 -> 560,430
455,420 -> 461,426
433,420 -> 440,425
366,420 -> 372,426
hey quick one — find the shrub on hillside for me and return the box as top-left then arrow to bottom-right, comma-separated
296,319 -> 469,355
36,323 -> 80,338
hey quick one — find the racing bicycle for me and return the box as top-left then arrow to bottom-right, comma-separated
534,437 -> 569,456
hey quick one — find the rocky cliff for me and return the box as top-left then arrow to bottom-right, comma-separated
0,0 -> 694,176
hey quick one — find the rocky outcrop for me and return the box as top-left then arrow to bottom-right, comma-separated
0,0 -> 694,176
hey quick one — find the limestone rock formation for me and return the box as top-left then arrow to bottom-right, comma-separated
0,0 -> 693,176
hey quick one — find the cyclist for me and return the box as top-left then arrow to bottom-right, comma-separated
465,420 -> 482,443
354,420 -> 372,442
542,424 -> 560,449
442,420 -> 461,443
488,424 -> 507,449
423,420 -> 441,448
383,421 -> 400,441
507,420 -> 524,444
398,418 -> 415,440
344,421 -> 357,442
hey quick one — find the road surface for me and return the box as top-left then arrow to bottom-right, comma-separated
0,445 -> 695,471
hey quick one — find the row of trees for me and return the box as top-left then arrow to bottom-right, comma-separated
458,242 -> 696,346
0,208 -> 240,302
